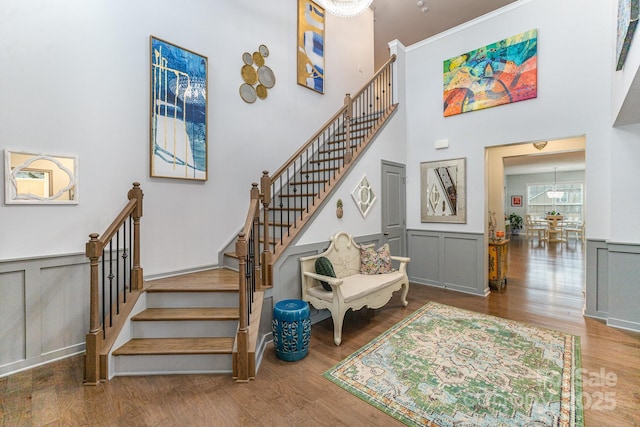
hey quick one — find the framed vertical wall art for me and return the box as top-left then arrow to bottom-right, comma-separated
297,0 -> 325,94
420,158 -> 466,223
150,36 -> 208,180
616,0 -> 639,70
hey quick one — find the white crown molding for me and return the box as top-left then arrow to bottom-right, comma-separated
407,0 -> 535,51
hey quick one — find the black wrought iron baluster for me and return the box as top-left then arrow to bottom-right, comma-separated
292,157 -> 297,230
122,219 -> 129,299
116,230 -> 120,314
101,248 -> 106,338
108,240 -> 114,327
278,176 -> 284,244
245,233 -> 251,325
308,142 -> 314,213
129,215 -> 133,283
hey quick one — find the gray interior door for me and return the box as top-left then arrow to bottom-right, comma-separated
381,161 -> 407,259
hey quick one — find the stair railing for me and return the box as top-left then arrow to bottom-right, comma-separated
84,182 -> 143,384
233,55 -> 397,381
266,54 -> 397,260
234,183 -> 261,382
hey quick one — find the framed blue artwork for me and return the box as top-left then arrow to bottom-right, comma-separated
150,36 -> 208,180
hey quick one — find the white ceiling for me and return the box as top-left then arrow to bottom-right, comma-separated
371,0 -> 517,67
503,150 -> 585,175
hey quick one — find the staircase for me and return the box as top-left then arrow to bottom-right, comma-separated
111,269 -> 241,376
84,55 -> 397,385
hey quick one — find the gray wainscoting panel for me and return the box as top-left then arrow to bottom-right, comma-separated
407,232 -> 440,285
0,270 -> 26,366
584,240 -> 608,319
606,242 -> 640,331
407,230 -> 487,296
41,262 -> 90,355
0,253 -> 88,377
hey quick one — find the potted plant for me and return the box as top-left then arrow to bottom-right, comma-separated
508,212 -> 523,235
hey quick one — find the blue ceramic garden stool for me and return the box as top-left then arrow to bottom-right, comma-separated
272,299 -> 311,362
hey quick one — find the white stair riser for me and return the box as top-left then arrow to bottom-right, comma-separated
131,320 -> 238,338
113,354 -> 233,376
147,292 -> 238,308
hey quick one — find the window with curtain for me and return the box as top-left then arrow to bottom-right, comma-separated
527,183 -> 583,221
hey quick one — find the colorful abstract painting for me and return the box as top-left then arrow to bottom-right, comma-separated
150,37 -> 208,180
297,0 -> 325,94
616,0 -> 639,70
443,29 -> 538,117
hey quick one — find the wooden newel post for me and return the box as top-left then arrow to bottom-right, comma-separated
235,233 -> 249,382
84,233 -> 103,384
343,93 -> 353,164
128,182 -> 144,290
260,171 -> 273,287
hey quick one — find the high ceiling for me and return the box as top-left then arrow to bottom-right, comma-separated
371,0 -> 517,67
368,0 -> 586,176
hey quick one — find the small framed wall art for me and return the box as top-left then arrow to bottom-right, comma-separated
511,195 -> 523,207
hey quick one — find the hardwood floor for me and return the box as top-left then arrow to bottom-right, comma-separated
2,236 -> 639,426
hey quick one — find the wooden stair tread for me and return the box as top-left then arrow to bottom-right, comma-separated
289,179 -> 328,185
310,157 -> 344,164
299,166 -> 339,173
145,269 -> 239,293
223,251 -> 239,259
278,193 -> 317,197
270,207 -> 305,212
132,307 -> 239,321
113,337 -> 234,356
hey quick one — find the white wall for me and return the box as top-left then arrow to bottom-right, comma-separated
0,0 -> 374,276
401,0 -> 613,240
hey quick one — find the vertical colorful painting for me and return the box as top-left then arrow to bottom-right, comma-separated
443,29 -> 538,117
150,37 -> 208,180
297,0 -> 325,94
616,0 -> 639,70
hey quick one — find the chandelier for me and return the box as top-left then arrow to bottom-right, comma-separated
547,167 -> 564,199
316,0 -> 373,17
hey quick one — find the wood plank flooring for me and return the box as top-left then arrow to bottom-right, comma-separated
2,236 -> 639,426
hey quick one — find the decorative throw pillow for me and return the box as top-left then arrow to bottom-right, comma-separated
315,256 -> 336,291
360,243 -> 392,275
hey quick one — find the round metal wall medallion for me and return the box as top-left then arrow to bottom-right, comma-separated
239,83 -> 257,103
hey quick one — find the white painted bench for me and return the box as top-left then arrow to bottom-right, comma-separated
299,231 -> 410,346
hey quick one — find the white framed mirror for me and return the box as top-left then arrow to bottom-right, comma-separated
5,150 -> 78,204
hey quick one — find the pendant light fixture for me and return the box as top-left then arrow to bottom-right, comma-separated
546,167 -> 564,199
316,0 -> 373,17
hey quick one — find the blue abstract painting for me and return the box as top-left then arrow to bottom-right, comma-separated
150,37 -> 208,180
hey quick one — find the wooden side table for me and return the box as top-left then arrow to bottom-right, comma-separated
488,239 -> 509,291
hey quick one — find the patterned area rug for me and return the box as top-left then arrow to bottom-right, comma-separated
324,302 -> 583,426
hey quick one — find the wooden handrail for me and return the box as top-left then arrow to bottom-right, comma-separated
271,55 -> 397,183
84,182 -> 143,385
270,104 -> 349,180
234,185 -> 261,382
